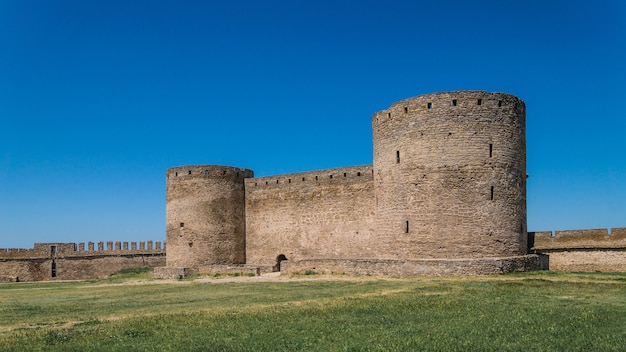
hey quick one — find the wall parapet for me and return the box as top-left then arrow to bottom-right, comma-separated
0,240 -> 166,259
245,164 -> 373,188
530,228 -> 626,250
373,91 -> 524,126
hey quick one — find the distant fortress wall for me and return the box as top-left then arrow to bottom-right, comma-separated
530,228 -> 626,272
0,241 -> 165,282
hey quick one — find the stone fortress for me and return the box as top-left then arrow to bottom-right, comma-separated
2,91 -> 625,281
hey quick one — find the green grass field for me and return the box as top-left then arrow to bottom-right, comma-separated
0,270 -> 624,351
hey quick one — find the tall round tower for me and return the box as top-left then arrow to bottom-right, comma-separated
373,91 -> 526,260
165,165 -> 254,269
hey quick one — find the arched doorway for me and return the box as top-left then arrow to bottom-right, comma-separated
273,254 -> 288,272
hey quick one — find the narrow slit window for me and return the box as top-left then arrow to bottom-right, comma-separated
51,261 -> 56,278
315,176 -> 318,180
489,144 -> 493,157
498,100 -> 502,107
344,173 -> 347,177
396,150 -> 400,163
188,170 -> 192,175
205,170 -> 209,175
276,179 -> 279,184
451,99 -> 457,106
387,112 -> 391,118
288,179 -> 291,183
357,172 -> 361,176
302,177 -> 305,181
329,175 -> 333,179
405,221 -> 409,233
477,99 -> 482,105
404,107 -> 408,113
427,102 -> 432,109
490,186 -> 494,201
265,181 -> 268,185
180,222 -> 184,228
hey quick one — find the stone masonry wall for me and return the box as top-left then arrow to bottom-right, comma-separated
530,228 -> 626,272
0,242 -> 165,282
372,91 -> 527,260
245,165 -> 376,266
282,254 -> 548,276
165,165 -> 253,268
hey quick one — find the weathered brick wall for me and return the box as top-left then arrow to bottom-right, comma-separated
245,165 -> 376,266
165,165 -> 253,268
372,91 -> 527,259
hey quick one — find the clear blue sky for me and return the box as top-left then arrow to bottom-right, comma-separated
1,1 -> 625,248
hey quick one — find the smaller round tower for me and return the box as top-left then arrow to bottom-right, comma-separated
165,165 -> 253,269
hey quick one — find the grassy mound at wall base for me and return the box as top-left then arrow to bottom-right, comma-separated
0,272 -> 624,351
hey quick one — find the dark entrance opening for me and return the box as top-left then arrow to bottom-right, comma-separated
51,260 -> 57,278
273,254 -> 288,272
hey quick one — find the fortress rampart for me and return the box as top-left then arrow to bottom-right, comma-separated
530,228 -> 626,272
4,90 -> 623,282
156,91 -> 547,277
0,241 -> 165,282
245,165 -> 376,267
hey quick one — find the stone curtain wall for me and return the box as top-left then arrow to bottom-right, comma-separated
530,228 -> 626,272
0,242 -> 165,282
244,165 -> 376,266
372,91 -> 527,260
165,166 -> 253,268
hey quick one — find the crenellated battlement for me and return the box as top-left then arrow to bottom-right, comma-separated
166,165 -> 253,181
373,91 -> 525,126
0,240 -> 165,259
246,165 -> 373,188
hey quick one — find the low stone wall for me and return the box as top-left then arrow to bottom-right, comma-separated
281,255 -> 548,276
153,264 -> 272,279
152,267 -> 191,279
536,249 -> 626,272
530,228 -> 626,272
1,254 -> 165,282
530,228 -> 626,249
